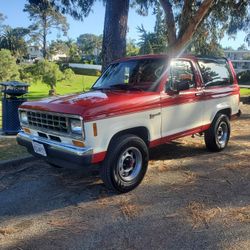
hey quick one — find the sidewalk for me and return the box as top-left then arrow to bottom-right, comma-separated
239,85 -> 250,88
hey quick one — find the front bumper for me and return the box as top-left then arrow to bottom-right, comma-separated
17,131 -> 93,168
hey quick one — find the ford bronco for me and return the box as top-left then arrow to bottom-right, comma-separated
17,55 -> 241,192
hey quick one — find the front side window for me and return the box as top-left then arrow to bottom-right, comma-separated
168,60 -> 195,91
198,59 -> 233,87
93,58 -> 166,91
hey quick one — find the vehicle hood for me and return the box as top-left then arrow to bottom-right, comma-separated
21,90 -> 161,122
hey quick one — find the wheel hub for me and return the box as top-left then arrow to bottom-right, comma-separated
118,147 -> 142,182
216,121 -> 228,147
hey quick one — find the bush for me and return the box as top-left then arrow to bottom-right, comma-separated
63,68 -> 75,80
19,64 -> 35,82
31,60 -> 64,95
237,70 -> 250,85
0,49 -> 20,82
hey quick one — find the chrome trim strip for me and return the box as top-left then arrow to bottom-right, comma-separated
17,131 -> 93,157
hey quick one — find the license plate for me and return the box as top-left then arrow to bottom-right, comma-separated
32,141 -> 47,157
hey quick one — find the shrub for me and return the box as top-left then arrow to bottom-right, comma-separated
237,70 -> 250,85
63,68 -> 75,80
32,60 -> 64,95
0,49 -> 20,82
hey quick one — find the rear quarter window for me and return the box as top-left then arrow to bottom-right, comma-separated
198,59 -> 233,87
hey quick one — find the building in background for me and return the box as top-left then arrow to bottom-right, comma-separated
27,46 -> 43,61
224,49 -> 250,73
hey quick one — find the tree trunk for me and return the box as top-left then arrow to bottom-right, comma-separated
101,0 -> 129,71
42,14 -> 47,59
159,0 -> 214,58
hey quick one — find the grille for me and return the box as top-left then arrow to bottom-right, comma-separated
27,111 -> 68,133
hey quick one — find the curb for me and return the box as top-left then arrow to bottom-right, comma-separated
0,155 -> 36,168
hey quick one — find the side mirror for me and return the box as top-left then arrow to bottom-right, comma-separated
176,81 -> 190,92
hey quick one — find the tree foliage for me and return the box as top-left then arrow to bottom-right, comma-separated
0,49 -> 20,82
0,26 -> 30,59
138,3 -> 168,54
126,39 -> 140,56
24,0 -> 69,59
49,39 -> 70,58
77,33 -> 102,62
42,0 -> 250,66
30,60 -> 64,95
141,0 -> 250,56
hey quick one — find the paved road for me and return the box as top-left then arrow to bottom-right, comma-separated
0,105 -> 250,250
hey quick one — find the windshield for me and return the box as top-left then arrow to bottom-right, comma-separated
92,58 -> 167,91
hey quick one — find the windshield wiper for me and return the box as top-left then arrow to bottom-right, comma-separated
109,84 -> 142,91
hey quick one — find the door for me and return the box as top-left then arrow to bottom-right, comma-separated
161,59 -> 204,139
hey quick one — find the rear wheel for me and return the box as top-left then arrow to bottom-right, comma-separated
205,113 -> 230,152
101,134 -> 149,193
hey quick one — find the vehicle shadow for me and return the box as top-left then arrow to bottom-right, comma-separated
149,140 -> 210,161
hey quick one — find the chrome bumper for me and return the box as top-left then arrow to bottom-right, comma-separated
17,131 -> 93,168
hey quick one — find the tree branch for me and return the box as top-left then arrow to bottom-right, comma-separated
178,0 -> 195,38
173,0 -> 215,53
159,0 -> 177,44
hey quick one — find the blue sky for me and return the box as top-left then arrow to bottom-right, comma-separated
0,0 -> 249,49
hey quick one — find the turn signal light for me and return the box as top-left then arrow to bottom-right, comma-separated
93,123 -> 97,137
72,140 -> 85,147
23,128 -> 31,134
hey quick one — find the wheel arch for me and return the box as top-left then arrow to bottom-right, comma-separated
107,126 -> 150,150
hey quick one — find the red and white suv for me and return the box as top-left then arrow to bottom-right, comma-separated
17,55 -> 241,192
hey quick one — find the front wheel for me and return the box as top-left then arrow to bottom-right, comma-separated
205,113 -> 230,152
101,134 -> 149,193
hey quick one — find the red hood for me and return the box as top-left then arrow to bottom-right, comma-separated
21,90 -> 161,122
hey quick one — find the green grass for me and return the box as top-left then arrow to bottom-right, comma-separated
240,88 -> 250,96
27,74 -> 98,100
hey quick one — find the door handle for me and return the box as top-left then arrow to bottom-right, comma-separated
149,112 -> 161,119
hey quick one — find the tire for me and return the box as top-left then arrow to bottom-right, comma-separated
205,113 -> 230,152
101,134 -> 149,193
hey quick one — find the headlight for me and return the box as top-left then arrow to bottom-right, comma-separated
70,118 -> 82,135
20,111 -> 28,124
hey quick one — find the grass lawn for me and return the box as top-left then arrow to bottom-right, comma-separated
27,74 -> 98,100
240,88 -> 250,96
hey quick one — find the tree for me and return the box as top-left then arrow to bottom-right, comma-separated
31,60 -> 64,95
77,33 -> 102,63
137,3 -> 168,54
49,39 -> 70,59
0,12 -> 6,31
67,40 -> 82,62
237,44 -> 248,51
102,0 -> 129,70
126,39 -> 140,56
0,26 -> 30,59
24,0 -> 69,59
49,0 -> 129,69
157,0 -> 250,57
0,49 -> 20,82
50,0 -> 250,68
